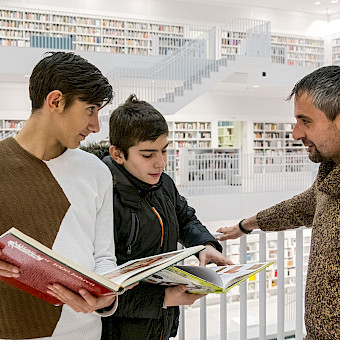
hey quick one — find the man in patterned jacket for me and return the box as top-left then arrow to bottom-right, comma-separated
217,65 -> 340,340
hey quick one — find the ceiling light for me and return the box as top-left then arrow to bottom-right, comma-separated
315,1 -> 321,4
253,85 -> 259,88
330,0 -> 338,3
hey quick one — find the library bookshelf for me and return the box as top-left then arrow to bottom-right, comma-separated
332,36 -> 340,66
0,4 -> 330,68
252,122 -> 305,173
0,6 -> 186,55
0,119 -> 25,139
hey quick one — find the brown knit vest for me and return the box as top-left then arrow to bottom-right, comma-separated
0,137 -> 70,339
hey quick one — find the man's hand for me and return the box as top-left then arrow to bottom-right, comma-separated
199,244 -> 233,266
0,249 -> 20,278
164,284 -> 205,307
47,283 -> 116,313
216,224 -> 243,241
216,216 -> 258,241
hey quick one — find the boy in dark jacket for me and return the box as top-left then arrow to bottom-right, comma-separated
101,94 -> 230,340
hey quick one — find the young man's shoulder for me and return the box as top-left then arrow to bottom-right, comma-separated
68,148 -> 112,176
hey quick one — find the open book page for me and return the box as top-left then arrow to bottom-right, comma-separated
101,246 -> 205,287
143,261 -> 274,294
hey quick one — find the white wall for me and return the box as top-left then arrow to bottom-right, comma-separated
0,46 -> 164,119
186,190 -> 301,223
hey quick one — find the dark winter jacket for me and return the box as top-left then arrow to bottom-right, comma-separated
101,156 -> 221,340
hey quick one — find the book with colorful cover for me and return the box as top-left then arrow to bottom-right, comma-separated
144,261 -> 274,294
0,227 -> 205,305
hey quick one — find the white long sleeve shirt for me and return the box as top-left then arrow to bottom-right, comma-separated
40,148 -> 117,340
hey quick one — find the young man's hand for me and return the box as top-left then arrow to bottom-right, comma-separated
164,284 -> 205,307
199,244 -> 233,266
0,249 -> 20,278
47,283 -> 116,313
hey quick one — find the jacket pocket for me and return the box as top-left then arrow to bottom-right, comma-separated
126,211 -> 140,255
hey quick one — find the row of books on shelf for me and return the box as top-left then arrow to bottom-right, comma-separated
0,10 -> 184,33
0,120 -> 25,129
254,141 -> 302,147
171,122 -> 211,130
172,132 -> 211,139
254,132 -> 293,139
253,123 -> 295,131
271,36 -> 324,47
169,141 -> 212,148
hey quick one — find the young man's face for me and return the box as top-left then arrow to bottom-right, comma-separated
293,93 -> 340,164
53,99 -> 102,149
120,134 -> 168,185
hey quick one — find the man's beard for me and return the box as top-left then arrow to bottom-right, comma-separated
309,147 -> 329,163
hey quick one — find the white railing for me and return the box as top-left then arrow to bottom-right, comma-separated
176,228 -> 309,340
165,152 -> 319,195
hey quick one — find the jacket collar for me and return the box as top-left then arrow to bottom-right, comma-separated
102,156 -> 163,209
316,160 -> 340,196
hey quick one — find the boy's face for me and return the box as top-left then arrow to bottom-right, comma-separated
53,99 -> 102,149
118,134 -> 168,185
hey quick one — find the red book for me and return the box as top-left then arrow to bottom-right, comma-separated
0,227 -> 204,305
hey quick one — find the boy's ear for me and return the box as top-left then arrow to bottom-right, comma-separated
109,145 -> 125,164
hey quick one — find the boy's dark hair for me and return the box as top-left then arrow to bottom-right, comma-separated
287,65 -> 340,121
29,52 -> 113,112
109,94 -> 168,159
81,143 -> 110,160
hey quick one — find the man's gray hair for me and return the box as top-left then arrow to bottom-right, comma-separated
287,65 -> 340,121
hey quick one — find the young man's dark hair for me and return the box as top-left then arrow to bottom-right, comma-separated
29,51 -> 113,112
287,65 -> 340,121
109,94 -> 168,159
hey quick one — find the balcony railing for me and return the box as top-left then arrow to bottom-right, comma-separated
165,152 -> 319,196
176,227 -> 309,340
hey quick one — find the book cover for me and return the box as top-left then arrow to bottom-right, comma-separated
0,227 -> 204,305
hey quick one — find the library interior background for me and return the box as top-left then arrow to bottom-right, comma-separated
1,0 -> 339,338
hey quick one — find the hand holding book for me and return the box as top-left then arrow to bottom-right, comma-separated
0,249 -> 20,278
164,284 -> 206,307
47,283 -> 117,313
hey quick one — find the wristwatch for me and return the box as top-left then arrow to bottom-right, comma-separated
238,219 -> 252,234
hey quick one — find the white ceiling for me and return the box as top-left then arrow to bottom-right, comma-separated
172,0 -> 340,16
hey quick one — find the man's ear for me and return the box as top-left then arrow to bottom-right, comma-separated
45,90 -> 64,111
109,145 -> 125,164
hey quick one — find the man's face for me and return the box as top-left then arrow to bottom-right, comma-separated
119,134 -> 168,185
292,93 -> 340,164
53,99 -> 102,149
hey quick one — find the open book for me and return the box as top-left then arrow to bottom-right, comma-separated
144,261 -> 274,294
0,227 -> 204,305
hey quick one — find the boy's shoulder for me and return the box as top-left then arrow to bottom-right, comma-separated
160,172 -> 178,197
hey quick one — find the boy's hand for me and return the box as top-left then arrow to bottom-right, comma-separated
199,244 -> 233,266
0,249 -> 20,278
47,283 -> 116,313
164,284 -> 205,307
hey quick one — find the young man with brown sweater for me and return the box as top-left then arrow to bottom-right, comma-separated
0,52 -> 118,340
217,65 -> 340,340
